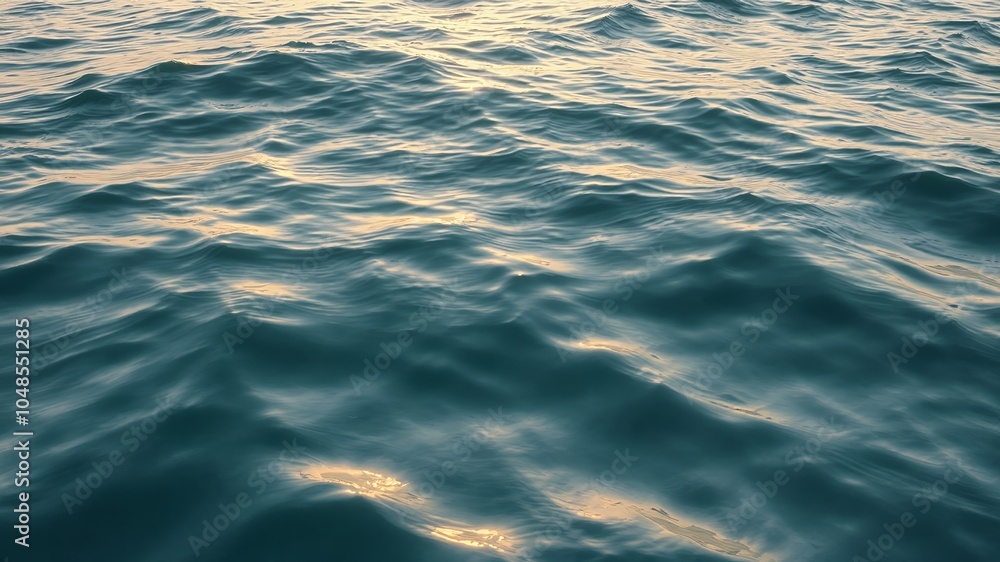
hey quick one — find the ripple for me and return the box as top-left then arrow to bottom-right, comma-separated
3,0 -> 999,561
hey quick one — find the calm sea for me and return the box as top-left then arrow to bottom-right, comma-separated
2,1 -> 999,561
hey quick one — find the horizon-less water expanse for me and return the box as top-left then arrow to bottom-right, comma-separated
2,0 -> 1000,561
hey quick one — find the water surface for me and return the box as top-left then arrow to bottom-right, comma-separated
2,0 -> 999,561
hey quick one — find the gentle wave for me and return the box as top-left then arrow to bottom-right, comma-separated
1,0 -> 999,561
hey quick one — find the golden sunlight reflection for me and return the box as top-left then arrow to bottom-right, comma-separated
300,463 -> 516,553
0,222 -> 45,236
230,281 -> 296,298
634,506 -> 766,561
344,212 -> 477,235
707,401 -> 774,420
575,338 -> 645,356
0,226 -> 165,248
431,527 -> 510,553
144,214 -> 284,238
30,151 -> 261,186
479,246 -> 571,271
543,483 -> 767,561
570,163 -> 709,185
300,465 -> 408,498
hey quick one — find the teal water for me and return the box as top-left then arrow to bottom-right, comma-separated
2,0 -> 1000,561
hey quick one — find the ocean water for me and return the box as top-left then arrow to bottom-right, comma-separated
2,0 -> 1000,560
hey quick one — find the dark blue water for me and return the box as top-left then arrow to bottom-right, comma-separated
2,0 -> 999,561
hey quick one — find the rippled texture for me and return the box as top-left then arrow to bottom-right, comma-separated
2,0 -> 1000,561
